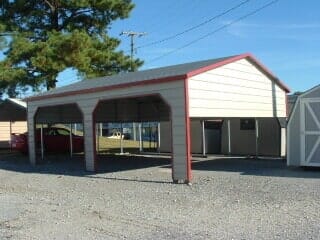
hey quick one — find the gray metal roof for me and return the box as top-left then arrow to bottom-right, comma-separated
27,55 -> 235,100
8,98 -> 27,108
0,98 -> 26,121
288,94 -> 299,103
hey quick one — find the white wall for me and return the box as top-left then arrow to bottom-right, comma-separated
188,58 -> 287,118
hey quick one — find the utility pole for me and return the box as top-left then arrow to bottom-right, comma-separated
120,30 -> 147,72
120,31 -> 146,144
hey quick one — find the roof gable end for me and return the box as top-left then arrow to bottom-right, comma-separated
186,53 -> 290,93
26,53 -> 289,102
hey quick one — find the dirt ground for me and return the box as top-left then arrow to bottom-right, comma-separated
0,151 -> 320,240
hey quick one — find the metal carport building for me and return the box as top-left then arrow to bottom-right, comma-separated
26,53 -> 289,183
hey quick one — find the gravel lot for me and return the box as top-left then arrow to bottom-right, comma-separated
0,152 -> 320,240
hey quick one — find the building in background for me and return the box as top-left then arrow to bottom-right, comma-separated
0,98 -> 27,148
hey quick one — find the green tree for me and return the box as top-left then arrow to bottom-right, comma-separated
0,0 -> 142,96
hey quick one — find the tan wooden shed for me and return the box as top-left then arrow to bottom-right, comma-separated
0,98 -> 27,148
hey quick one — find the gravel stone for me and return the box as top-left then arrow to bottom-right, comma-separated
0,153 -> 320,239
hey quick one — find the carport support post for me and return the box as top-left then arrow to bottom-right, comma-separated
27,106 -> 37,165
40,124 -> 44,161
99,123 -> 103,136
277,118 -> 287,158
120,123 -> 123,154
69,124 -> 73,158
96,123 -> 100,154
133,122 -> 137,141
139,123 -> 143,152
255,119 -> 259,159
202,120 -> 206,157
157,122 -> 161,153
9,121 -> 12,151
78,100 -> 98,172
227,119 -> 231,155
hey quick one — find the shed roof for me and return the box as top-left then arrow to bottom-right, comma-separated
8,98 -> 27,108
26,53 -> 290,102
0,98 -> 27,121
298,84 -> 320,99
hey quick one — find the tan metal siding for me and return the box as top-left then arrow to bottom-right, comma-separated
221,118 -> 281,156
0,122 -> 11,147
35,104 -> 82,123
257,118 -> 281,156
221,119 -> 256,155
28,80 -> 189,180
188,59 -> 287,118
0,121 -> 27,148
159,121 -> 171,153
190,120 -> 202,153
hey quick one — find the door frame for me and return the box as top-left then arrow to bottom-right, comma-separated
300,98 -> 320,166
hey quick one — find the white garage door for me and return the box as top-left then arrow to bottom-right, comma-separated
301,99 -> 320,166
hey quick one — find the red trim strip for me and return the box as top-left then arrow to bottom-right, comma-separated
187,53 -> 290,93
184,79 -> 192,182
27,75 -> 187,102
26,53 -> 289,103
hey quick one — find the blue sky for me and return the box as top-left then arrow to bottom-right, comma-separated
6,0 -> 320,94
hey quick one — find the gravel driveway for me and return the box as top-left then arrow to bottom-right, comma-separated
0,152 -> 320,240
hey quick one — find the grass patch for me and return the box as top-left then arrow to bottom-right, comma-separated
97,137 -> 158,154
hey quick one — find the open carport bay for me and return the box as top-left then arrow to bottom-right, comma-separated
1,153 -> 320,240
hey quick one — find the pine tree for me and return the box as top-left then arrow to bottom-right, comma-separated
0,0 -> 142,96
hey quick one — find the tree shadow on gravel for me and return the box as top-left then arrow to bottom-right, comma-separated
191,156 -> 320,179
0,151 -> 173,183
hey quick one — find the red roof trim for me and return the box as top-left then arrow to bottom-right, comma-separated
187,53 -> 290,93
27,74 -> 187,101
27,53 -> 290,102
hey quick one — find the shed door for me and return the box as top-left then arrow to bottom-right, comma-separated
301,99 -> 320,166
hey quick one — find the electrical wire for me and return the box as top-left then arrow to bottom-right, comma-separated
146,0 -> 279,65
141,0 -> 197,34
136,0 -> 251,50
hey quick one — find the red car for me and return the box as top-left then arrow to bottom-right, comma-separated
11,127 -> 84,154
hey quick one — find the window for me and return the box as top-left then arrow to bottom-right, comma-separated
240,119 -> 255,130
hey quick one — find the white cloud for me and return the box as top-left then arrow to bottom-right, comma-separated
224,20 -> 320,40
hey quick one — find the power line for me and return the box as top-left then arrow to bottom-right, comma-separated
136,0 -> 251,50
146,0 -> 279,65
